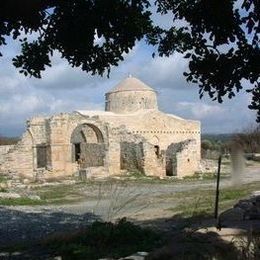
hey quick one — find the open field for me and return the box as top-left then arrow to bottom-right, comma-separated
0,163 -> 260,250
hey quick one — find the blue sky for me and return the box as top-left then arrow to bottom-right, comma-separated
0,10 -> 256,136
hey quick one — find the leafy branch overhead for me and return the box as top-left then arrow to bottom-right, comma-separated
149,0 -> 259,121
0,0 -> 259,120
1,0 -> 152,77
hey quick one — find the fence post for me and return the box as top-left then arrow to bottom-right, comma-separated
214,155 -> 222,219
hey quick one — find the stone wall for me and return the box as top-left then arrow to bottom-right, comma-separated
120,142 -> 144,172
165,141 -> 191,176
142,142 -> 165,177
29,116 -> 48,144
0,131 -> 34,179
42,113 -> 110,177
91,109 -> 201,162
0,109 -> 201,180
80,143 -> 106,168
0,145 -> 15,163
105,90 -> 158,114
163,139 -> 200,177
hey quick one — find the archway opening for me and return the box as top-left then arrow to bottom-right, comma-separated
70,124 -> 105,168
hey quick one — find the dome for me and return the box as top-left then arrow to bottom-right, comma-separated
105,76 -> 158,114
107,76 -> 155,93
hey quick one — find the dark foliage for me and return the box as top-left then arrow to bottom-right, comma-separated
0,0 -> 259,120
43,218 -> 162,259
148,0 -> 260,121
0,135 -> 19,145
232,125 -> 260,153
0,0 -> 152,77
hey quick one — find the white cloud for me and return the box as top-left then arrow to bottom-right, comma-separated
134,52 -> 190,92
176,102 -> 225,119
0,23 -> 257,136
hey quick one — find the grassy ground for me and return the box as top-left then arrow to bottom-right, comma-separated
0,175 -> 7,183
168,181 -> 260,218
2,181 -> 259,259
0,171 -> 258,206
0,182 -> 87,206
182,171 -> 230,180
1,179 -> 259,259
0,176 -> 210,206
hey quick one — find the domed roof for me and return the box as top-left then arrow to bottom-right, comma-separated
105,76 -> 158,113
107,76 -> 155,94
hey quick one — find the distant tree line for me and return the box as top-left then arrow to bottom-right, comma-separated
202,125 -> 260,159
232,125 -> 260,154
201,138 -> 226,159
0,135 -> 19,145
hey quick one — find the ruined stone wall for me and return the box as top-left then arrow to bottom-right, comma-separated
109,126 -> 165,177
142,142 -> 165,177
43,113 -> 111,177
100,111 -> 200,177
95,109 -> 201,167
104,126 -> 143,176
0,131 -> 34,179
165,139 -> 199,177
124,120 -> 201,158
176,139 -> 199,177
120,142 -> 144,172
80,143 -> 106,168
0,145 -> 15,163
0,108 -> 201,180
0,116 -> 52,180
29,117 -> 48,144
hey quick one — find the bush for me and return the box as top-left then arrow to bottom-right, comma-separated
43,218 -> 162,259
201,139 -> 213,150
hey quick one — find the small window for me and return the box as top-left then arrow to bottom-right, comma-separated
154,145 -> 160,158
36,145 -> 47,168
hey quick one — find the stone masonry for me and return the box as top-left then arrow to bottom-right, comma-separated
0,76 -> 201,180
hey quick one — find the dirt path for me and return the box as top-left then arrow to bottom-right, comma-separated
0,166 -> 259,247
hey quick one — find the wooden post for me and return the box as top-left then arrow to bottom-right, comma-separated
214,155 -> 222,219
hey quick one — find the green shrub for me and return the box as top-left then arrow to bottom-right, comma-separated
44,218 -> 162,259
0,187 -> 7,192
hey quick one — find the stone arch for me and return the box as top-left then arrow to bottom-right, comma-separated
70,123 -> 105,167
70,123 -> 104,144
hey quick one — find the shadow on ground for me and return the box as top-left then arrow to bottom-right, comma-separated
0,206 -> 100,247
0,208 -> 259,259
137,213 -> 260,260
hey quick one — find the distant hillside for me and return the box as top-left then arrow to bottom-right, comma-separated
202,133 -> 235,143
0,136 -> 19,145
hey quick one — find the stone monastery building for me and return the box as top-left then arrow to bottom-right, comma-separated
0,76 -> 201,180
